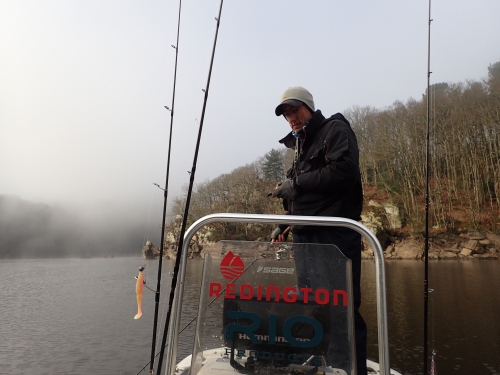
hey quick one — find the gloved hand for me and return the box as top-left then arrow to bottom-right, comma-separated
270,179 -> 297,199
270,226 -> 289,242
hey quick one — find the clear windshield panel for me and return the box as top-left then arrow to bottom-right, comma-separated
190,241 -> 355,375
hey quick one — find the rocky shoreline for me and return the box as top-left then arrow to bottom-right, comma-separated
362,230 -> 500,260
141,238 -> 204,260
142,230 -> 500,261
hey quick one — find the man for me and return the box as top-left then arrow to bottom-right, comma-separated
270,86 -> 367,375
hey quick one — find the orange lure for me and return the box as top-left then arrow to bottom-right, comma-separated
134,266 -> 146,319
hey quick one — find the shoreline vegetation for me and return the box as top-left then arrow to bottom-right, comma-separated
154,61 -> 500,261
2,62 -> 499,260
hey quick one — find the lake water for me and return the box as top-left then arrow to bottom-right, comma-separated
1,257 -> 499,375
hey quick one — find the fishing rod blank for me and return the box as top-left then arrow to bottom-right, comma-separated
147,0 -> 183,374
424,0 -> 432,374
155,1 -> 224,374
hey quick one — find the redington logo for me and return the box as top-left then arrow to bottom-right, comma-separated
220,251 -> 244,280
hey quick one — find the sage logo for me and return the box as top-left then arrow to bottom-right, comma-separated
257,266 -> 295,275
220,251 -> 244,280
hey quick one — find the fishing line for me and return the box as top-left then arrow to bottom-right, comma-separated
155,1 -> 224,374
135,252 -> 263,375
120,268 -> 150,375
119,308 -> 136,375
154,270 -> 172,366
142,185 -> 155,247
146,0 -> 183,373
174,254 -> 263,333
134,271 -> 173,375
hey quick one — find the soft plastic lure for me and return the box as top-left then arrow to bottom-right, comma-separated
134,266 -> 146,319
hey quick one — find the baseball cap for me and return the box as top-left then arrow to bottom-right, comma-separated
275,86 -> 315,116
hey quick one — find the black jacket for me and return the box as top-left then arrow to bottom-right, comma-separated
279,110 -> 363,230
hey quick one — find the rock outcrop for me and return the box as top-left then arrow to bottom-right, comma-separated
141,238 -> 206,260
362,230 -> 500,260
361,200 -> 402,234
142,241 -> 161,260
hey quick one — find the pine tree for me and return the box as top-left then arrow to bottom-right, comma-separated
261,149 -> 285,182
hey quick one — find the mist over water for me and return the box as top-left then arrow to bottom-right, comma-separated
0,195 -> 162,258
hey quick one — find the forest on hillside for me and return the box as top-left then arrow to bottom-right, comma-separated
2,62 -> 498,257
166,61 -> 500,242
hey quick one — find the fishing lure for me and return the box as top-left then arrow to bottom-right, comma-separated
134,266 -> 146,319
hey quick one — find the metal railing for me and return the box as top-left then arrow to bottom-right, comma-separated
164,213 -> 390,375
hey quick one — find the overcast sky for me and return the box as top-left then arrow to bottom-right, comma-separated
1,0 -> 499,237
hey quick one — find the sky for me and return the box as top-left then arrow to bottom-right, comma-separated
1,0 -> 499,245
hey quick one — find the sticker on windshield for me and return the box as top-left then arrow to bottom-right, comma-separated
257,266 -> 295,275
220,251 -> 244,280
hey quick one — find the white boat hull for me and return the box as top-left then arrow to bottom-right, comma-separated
175,347 -> 402,375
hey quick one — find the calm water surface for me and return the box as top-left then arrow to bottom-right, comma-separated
1,257 -> 499,374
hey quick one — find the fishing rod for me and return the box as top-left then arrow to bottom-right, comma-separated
147,0 -> 183,373
155,1 -> 224,374
424,0 -> 432,373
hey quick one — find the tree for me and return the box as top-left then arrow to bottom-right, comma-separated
426,82 -> 449,96
487,60 -> 500,94
261,149 -> 285,182
166,61 -> 500,237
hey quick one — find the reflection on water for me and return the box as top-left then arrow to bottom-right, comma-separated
361,260 -> 500,375
1,258 -> 499,374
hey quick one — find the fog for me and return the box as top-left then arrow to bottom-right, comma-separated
0,195 -> 150,258
1,1 -> 499,258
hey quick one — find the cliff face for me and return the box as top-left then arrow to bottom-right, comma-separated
142,241 -> 160,259
359,188 -> 500,259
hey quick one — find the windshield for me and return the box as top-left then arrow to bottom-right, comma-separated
189,240 -> 355,374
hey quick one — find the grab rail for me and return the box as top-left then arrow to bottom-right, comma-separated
164,213 -> 390,375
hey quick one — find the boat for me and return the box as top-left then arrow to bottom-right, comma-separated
158,213 -> 403,375
143,0 -> 427,372
175,349 -> 395,375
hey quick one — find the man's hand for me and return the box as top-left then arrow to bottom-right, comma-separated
270,179 -> 297,200
270,226 -> 290,243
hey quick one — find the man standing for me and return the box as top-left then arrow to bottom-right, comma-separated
270,86 -> 367,375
